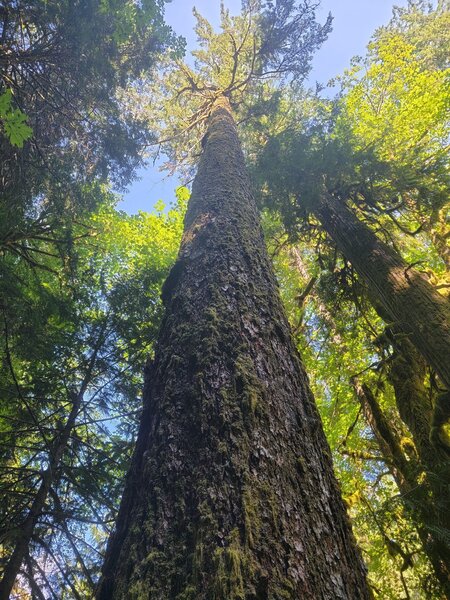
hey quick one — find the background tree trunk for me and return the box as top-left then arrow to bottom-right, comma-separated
97,97 -> 371,599
387,337 -> 445,470
352,379 -> 450,596
315,195 -> 450,393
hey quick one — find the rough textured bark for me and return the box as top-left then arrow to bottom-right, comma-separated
351,379 -> 411,490
97,97 -> 370,599
352,379 -> 450,597
315,195 -> 450,394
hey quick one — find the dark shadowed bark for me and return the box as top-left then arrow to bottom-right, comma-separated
97,96 -> 371,599
351,379 -> 411,490
387,339 -> 450,595
315,195 -> 450,398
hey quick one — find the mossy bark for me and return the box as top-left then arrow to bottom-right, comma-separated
97,97 -> 370,599
315,195 -> 450,394
387,337 -> 447,468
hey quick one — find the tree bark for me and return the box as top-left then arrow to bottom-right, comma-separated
315,195 -> 450,394
387,339 -> 450,594
97,96 -> 371,599
351,379 -> 411,490
387,337 -> 447,471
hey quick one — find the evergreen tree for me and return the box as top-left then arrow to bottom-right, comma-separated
0,0 -> 180,262
97,3 -> 371,597
252,2 -> 449,593
97,93 -> 370,600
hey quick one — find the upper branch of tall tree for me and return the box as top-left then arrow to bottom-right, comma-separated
121,0 -> 331,175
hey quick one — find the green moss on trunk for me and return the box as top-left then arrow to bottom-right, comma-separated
97,97 -> 371,599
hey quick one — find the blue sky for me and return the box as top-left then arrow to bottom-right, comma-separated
117,0 -> 408,214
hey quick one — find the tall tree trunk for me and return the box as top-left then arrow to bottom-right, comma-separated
97,96 -> 370,599
315,195 -> 450,397
352,379 -> 450,596
372,305 -> 450,532
387,339 -> 450,593
351,379 -> 411,491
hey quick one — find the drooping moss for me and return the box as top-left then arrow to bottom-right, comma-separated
213,529 -> 249,600
243,487 -> 261,548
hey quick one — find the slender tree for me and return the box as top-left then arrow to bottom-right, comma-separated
0,3 -> 178,593
97,93 -> 370,599
280,239 -> 450,594
352,378 -> 450,596
0,324 -> 106,600
257,133 -> 450,448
